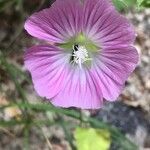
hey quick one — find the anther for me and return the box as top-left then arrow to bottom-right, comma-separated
71,45 -> 92,69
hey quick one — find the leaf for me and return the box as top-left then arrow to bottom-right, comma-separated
137,0 -> 144,5
0,0 -> 14,12
137,0 -> 144,8
112,0 -> 136,11
74,127 -> 111,150
137,0 -> 150,8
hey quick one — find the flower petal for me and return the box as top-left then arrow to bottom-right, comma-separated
25,0 -> 82,43
82,0 -> 112,33
51,68 -> 103,109
91,46 -> 139,101
24,45 -> 70,99
83,0 -> 136,46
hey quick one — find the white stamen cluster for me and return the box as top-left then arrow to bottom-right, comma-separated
72,45 -> 91,69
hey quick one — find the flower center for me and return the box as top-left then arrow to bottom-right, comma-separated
58,34 -> 99,53
71,45 -> 92,69
57,34 -> 100,68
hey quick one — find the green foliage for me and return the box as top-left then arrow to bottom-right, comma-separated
0,101 -> 138,150
113,0 -> 150,10
74,128 -> 111,150
0,0 -> 21,12
113,0 -> 137,10
137,0 -> 150,8
0,0 -> 13,11
137,0 -> 144,6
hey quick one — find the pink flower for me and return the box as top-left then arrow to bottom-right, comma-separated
24,0 -> 139,109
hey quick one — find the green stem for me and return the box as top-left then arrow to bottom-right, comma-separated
79,110 -> 83,126
0,54 -> 30,120
62,121 -> 76,150
23,125 -> 30,150
0,102 -> 137,150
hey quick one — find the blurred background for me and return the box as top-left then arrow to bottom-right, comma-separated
0,0 -> 150,150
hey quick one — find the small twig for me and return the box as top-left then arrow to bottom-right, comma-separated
0,127 -> 16,138
41,127 -> 53,150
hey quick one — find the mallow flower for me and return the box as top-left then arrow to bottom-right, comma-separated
24,0 -> 139,109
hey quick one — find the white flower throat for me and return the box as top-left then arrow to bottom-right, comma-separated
71,45 -> 92,69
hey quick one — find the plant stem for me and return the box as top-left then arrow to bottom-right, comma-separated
0,102 -> 137,150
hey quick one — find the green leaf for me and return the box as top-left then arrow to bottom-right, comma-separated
137,0 -> 150,8
0,0 -> 15,12
112,0 -> 136,11
137,0 -> 144,8
74,127 -> 111,150
137,0 -> 144,5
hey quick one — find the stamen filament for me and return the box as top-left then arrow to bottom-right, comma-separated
72,45 -> 92,69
